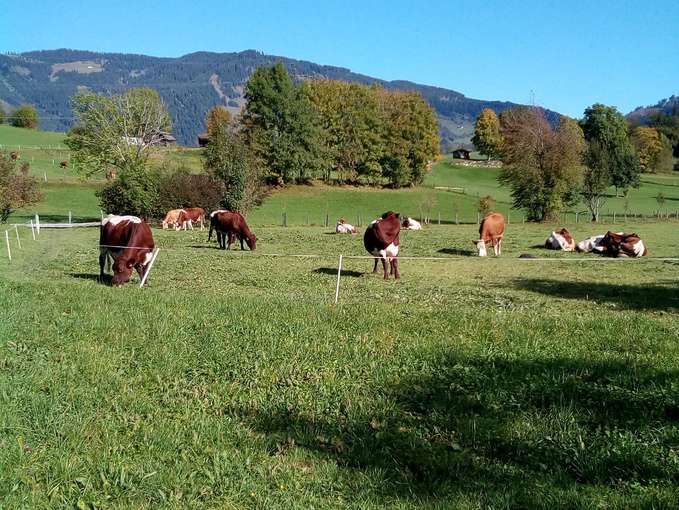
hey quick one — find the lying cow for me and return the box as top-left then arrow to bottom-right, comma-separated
401,217 -> 422,230
473,212 -> 505,256
99,215 -> 155,286
162,209 -> 186,230
208,210 -> 257,250
179,207 -> 206,230
602,231 -> 648,257
364,211 -> 401,279
336,218 -> 358,234
545,228 -> 575,251
576,232 -> 623,253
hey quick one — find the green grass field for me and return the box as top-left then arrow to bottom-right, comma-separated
1,222 -> 679,508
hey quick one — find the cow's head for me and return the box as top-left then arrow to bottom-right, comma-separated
112,259 -> 135,286
245,233 -> 257,251
472,239 -> 487,257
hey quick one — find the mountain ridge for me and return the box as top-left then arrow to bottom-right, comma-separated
0,48 -> 559,149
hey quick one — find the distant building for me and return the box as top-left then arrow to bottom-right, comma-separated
198,133 -> 210,147
121,131 -> 176,147
452,148 -> 471,160
155,131 -> 176,146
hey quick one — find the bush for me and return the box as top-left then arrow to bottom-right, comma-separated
10,105 -> 39,129
0,153 -> 43,222
158,169 -> 225,214
478,195 -> 495,217
97,167 -> 160,219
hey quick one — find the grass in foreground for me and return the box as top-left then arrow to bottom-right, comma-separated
1,222 -> 678,508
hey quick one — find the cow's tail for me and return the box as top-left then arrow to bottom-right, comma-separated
208,217 -> 214,242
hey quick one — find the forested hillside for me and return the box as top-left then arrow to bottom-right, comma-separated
0,49 -> 557,150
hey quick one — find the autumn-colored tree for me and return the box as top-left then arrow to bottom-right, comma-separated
471,108 -> 502,159
0,152 -> 43,222
10,104 -> 39,129
205,106 -> 232,133
631,126 -> 672,173
499,108 -> 584,221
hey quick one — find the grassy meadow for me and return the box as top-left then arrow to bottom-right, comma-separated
2,222 -> 679,508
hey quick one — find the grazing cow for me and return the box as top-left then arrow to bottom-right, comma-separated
208,211 -> 257,250
364,211 -> 401,279
179,207 -> 206,230
401,217 -> 422,230
545,228 -> 575,251
99,215 -> 155,286
473,212 -> 505,256
10,151 -> 19,161
336,218 -> 358,234
601,231 -> 648,257
162,209 -> 186,230
59,160 -> 68,168
576,232 -> 624,253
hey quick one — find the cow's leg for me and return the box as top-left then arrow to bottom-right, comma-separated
240,235 -> 245,251
226,233 -> 234,250
498,238 -> 502,256
382,258 -> 389,279
99,251 -> 106,281
392,258 -> 400,279
372,257 -> 379,273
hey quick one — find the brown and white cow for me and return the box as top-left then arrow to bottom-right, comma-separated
473,212 -> 505,256
364,211 -> 401,279
99,215 -> 155,286
601,231 -> 648,257
336,218 -> 358,234
545,228 -> 575,251
162,209 -> 186,230
401,217 -> 422,230
179,207 -> 206,230
208,211 -> 257,250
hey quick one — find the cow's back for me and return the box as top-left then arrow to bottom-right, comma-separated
479,213 -> 505,241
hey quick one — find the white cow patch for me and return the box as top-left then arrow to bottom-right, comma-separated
143,251 -> 154,265
336,222 -> 356,234
475,239 -> 487,257
402,217 -> 422,230
102,215 -> 142,226
576,235 -> 605,253
547,232 -> 572,251
210,209 -> 227,217
373,242 -> 399,260
632,239 -> 645,257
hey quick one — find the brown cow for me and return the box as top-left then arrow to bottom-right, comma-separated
602,231 -> 648,257
208,211 -> 257,250
99,215 -> 155,286
59,160 -> 68,168
179,207 -> 206,230
364,211 -> 401,279
162,209 -> 186,230
545,228 -> 575,251
473,212 -> 505,256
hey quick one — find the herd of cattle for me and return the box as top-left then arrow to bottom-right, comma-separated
99,209 -> 648,285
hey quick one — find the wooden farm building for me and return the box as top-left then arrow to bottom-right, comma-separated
198,133 -> 210,147
452,148 -> 471,160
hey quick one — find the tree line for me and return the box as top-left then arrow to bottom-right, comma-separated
64,63 -> 440,217
0,104 -> 39,129
471,103 -> 676,222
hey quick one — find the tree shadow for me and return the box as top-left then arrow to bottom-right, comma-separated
69,273 -> 111,286
512,278 -> 679,311
437,247 -> 475,257
236,353 -> 679,505
313,267 -> 363,277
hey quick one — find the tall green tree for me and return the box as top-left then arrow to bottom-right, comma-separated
580,104 -> 639,197
0,107 -> 5,124
631,126 -> 673,173
205,105 -> 231,133
241,63 -> 326,184
65,88 -> 172,178
499,108 -> 584,221
10,104 -> 39,129
471,108 -> 502,159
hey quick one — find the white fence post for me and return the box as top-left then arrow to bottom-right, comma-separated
35,214 -> 40,235
14,225 -> 21,249
30,220 -> 36,240
139,249 -> 160,288
69,211 -> 72,225
5,231 -> 11,262
334,254 -> 343,304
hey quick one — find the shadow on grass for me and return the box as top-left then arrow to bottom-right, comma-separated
437,247 -> 476,257
313,267 -> 363,277
512,278 -> 679,311
239,354 -> 679,505
69,273 -> 111,285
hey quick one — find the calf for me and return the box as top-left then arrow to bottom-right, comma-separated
180,207 -> 205,230
401,217 -> 422,230
208,211 -> 257,250
336,218 -> 358,234
602,231 -> 648,257
99,215 -> 155,286
364,211 -> 401,279
545,228 -> 575,251
473,212 -> 505,256
162,209 -> 186,230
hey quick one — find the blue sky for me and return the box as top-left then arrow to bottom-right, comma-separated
1,0 -> 677,117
